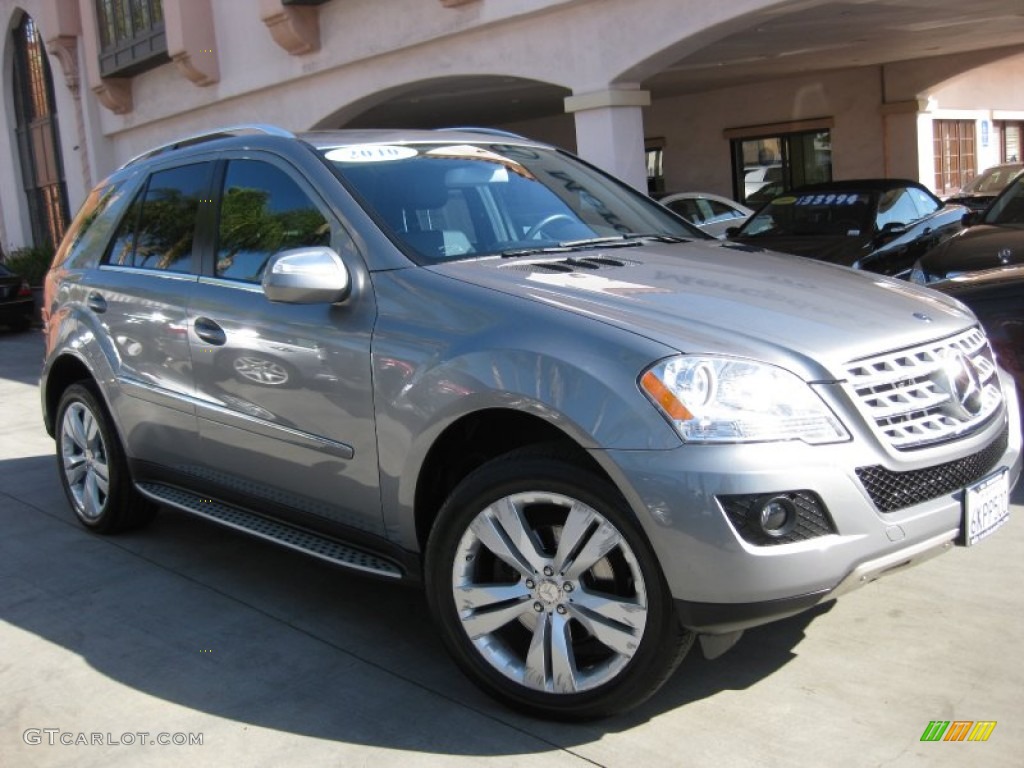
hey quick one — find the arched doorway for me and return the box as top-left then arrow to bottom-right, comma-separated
11,12 -> 69,249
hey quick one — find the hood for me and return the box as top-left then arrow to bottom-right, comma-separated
429,240 -> 976,380
921,225 -> 1024,277
730,234 -> 871,266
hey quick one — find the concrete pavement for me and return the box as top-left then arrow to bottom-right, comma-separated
1,328 -> 1022,768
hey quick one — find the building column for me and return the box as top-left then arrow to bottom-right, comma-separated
880,99 -> 929,185
564,87 -> 650,192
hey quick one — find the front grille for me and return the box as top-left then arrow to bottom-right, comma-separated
856,424 -> 1009,512
843,328 -> 1003,450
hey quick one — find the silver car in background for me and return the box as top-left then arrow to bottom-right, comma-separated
40,126 -> 1021,720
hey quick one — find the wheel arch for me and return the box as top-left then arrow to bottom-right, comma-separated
413,407 -> 608,552
42,352 -> 97,437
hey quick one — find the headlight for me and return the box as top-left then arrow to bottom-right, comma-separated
640,356 -> 849,444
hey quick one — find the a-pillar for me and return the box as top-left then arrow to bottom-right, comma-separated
564,87 -> 650,192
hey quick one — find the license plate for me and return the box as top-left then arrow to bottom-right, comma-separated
963,469 -> 1010,546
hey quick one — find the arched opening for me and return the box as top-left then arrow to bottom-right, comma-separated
11,11 -> 69,250
313,75 -> 571,134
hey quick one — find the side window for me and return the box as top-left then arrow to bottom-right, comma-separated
216,160 -> 331,283
909,187 -> 940,216
705,199 -> 744,220
54,180 -> 127,269
666,198 -> 702,222
875,188 -> 920,229
106,163 -> 209,272
106,189 -> 143,267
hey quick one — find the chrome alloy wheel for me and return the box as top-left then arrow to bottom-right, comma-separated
452,491 -> 648,694
60,401 -> 110,521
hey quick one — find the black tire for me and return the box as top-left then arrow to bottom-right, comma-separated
54,383 -> 157,533
425,449 -> 693,720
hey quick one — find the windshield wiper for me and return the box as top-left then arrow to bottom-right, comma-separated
501,234 -> 678,258
621,232 -> 694,243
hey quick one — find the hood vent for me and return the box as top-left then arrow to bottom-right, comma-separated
502,256 -> 638,273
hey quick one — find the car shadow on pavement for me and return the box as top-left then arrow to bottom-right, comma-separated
0,451 -> 837,754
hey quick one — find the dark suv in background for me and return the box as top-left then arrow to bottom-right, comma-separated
40,125 -> 1021,719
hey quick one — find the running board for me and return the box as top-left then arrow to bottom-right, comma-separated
136,482 -> 403,579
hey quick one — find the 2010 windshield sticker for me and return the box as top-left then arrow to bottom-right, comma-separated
795,193 -> 865,206
325,145 -> 418,163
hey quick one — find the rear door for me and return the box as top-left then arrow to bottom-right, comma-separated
188,153 -> 383,535
93,161 -> 210,471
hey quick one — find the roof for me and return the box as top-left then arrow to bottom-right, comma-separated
789,178 -> 927,194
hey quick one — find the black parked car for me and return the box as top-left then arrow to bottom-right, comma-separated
944,163 -> 1024,211
911,175 -> 1024,284
930,266 -> 1024,399
728,179 -> 967,277
0,262 -> 34,331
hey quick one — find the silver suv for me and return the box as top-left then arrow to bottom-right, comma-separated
41,125 -> 1021,719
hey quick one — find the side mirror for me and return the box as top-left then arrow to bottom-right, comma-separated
262,247 -> 351,304
724,226 -> 740,239
962,210 -> 980,227
874,221 -> 907,243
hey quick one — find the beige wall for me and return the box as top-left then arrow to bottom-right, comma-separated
2,0 -> 1023,250
644,68 -> 886,198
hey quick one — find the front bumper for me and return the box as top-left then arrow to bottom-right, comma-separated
602,381 -> 1021,635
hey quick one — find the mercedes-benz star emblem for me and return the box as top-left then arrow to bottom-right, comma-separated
941,351 -> 983,419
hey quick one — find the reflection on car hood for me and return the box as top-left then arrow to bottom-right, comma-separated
431,240 -> 974,379
921,224 -> 1024,275
729,234 -> 871,266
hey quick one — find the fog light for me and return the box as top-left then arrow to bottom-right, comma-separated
719,490 -> 834,546
758,496 -> 797,537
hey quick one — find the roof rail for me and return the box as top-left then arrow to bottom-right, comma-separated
433,126 -> 528,140
121,124 -> 296,168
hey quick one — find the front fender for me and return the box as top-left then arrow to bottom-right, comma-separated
368,268 -> 681,546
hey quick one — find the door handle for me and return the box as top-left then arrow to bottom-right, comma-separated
86,292 -> 107,313
193,317 -> 227,346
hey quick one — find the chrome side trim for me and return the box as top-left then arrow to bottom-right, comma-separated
197,276 -> 263,293
99,265 -> 200,282
117,374 -> 355,459
194,398 -> 355,460
118,375 -> 196,414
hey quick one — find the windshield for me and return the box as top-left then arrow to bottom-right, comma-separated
983,177 -> 1024,228
962,165 -> 1023,195
321,142 -> 701,263
739,190 -> 872,238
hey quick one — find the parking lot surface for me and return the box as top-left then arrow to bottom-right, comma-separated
1,329 -> 1022,768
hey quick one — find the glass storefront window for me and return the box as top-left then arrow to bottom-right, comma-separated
731,129 -> 832,207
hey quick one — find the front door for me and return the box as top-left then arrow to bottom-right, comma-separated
188,155 -> 382,535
